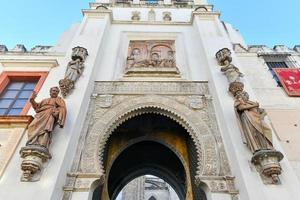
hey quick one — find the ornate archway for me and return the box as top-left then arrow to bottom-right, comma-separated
81,95 -> 218,176
100,113 -> 206,199
64,82 -> 238,199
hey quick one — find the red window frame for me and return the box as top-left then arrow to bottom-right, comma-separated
0,71 -> 48,115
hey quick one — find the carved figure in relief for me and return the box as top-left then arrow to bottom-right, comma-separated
126,40 -> 177,70
160,51 -> 176,68
234,91 -> 273,153
27,87 -> 67,148
65,58 -> 84,82
149,53 -> 161,67
127,48 -> 149,68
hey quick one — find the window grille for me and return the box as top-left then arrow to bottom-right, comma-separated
265,61 -> 288,87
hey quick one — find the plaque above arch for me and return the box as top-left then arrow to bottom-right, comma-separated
124,40 -> 181,78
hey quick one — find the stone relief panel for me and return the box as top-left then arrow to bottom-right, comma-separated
125,40 -> 180,77
64,81 -> 237,196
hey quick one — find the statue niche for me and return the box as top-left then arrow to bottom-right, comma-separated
125,40 -> 180,77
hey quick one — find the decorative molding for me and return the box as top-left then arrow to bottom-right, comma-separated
98,95 -> 113,108
0,59 -> 59,68
0,116 -> 33,127
94,81 -> 209,95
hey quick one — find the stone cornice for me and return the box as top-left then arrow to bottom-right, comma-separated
0,115 -> 33,127
191,11 -> 220,21
89,2 -> 196,9
0,58 -> 59,68
82,8 -> 113,19
112,20 -> 192,25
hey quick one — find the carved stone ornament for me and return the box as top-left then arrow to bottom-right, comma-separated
216,48 -> 232,66
216,48 -> 244,83
98,95 -> 113,108
148,9 -> 156,21
59,78 -> 74,98
251,149 -> 284,184
59,46 -> 88,97
163,12 -> 172,21
20,87 -> 67,181
216,48 -> 284,184
20,145 -> 51,181
189,95 -> 204,109
229,82 -> 244,96
131,11 -> 141,21
125,40 -> 180,78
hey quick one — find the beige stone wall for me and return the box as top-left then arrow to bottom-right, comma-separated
0,116 -> 32,179
266,109 -> 300,180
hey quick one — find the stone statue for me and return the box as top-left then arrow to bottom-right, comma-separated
27,87 -> 66,148
216,47 -> 243,83
234,91 -> 273,153
20,87 -> 67,181
221,61 -> 244,83
59,46 -> 88,97
216,47 -> 283,184
65,58 -> 84,82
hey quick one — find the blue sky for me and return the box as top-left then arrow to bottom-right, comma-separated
0,0 -> 299,50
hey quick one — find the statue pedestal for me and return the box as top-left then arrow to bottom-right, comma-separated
251,149 -> 284,184
20,145 -> 51,182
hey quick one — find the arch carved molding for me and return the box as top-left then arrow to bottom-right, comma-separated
63,81 -> 238,199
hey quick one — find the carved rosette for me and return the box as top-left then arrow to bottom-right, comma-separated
216,48 -> 284,184
59,46 -> 88,97
19,145 -> 51,181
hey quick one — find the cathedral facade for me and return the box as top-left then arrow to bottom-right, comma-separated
0,0 -> 300,200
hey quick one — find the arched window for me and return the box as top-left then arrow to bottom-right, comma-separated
149,196 -> 157,200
